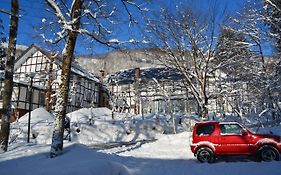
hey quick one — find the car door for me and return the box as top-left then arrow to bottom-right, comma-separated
218,123 -> 251,155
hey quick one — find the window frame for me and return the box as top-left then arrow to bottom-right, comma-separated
196,123 -> 215,136
220,123 -> 244,135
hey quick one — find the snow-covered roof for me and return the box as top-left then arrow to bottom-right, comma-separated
15,44 -> 100,83
105,67 -> 184,85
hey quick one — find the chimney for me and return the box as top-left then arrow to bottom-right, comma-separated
98,70 -> 105,107
99,70 -> 105,83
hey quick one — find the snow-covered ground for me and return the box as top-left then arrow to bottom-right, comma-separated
1,108 -> 281,175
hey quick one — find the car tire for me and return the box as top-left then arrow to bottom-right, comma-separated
258,145 -> 280,162
196,147 -> 215,163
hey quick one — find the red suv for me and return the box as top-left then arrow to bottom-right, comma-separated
191,121 -> 281,163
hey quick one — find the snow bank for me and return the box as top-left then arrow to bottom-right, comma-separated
12,108 -> 168,145
67,107 -> 113,123
0,144 -> 130,175
68,111 -> 159,145
10,108 -> 54,144
19,107 -> 54,124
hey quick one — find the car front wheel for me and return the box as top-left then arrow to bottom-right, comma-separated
259,146 -> 279,162
196,147 -> 215,163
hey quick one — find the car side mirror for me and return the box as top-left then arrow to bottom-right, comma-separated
242,129 -> 248,136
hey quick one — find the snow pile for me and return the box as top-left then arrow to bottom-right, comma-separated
68,109 -> 164,145
0,144 -> 130,175
18,107 -> 54,124
10,108 -> 54,144
12,107 -> 186,145
67,107 -> 113,123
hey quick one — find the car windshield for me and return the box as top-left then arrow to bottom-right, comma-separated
238,123 -> 256,133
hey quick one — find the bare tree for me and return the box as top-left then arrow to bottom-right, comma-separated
264,0 -> 281,53
227,0 -> 280,114
215,26 -> 254,118
264,0 -> 281,113
43,0 -> 148,157
211,0 -> 281,118
45,0 -> 83,158
0,0 -> 19,152
144,4 -> 229,117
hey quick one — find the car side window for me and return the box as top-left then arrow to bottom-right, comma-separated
220,124 -> 243,135
196,124 -> 215,136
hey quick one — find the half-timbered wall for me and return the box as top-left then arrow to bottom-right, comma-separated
67,75 -> 100,112
14,51 -> 60,88
109,80 -> 198,115
0,80 -> 45,118
1,45 -> 105,118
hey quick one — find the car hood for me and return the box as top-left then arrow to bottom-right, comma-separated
252,132 -> 280,140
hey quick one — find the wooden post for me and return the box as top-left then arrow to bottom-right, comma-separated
27,75 -> 34,143
134,68 -> 140,115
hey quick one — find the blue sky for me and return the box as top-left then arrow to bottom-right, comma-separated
0,0 -> 250,55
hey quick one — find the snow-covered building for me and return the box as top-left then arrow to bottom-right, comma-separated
0,44 -> 109,120
105,67 -> 240,116
105,67 -> 199,115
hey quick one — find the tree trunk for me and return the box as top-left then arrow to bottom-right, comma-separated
199,101 -> 208,120
199,83 -> 209,120
0,0 -> 19,152
50,0 -> 82,158
45,54 -> 54,112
